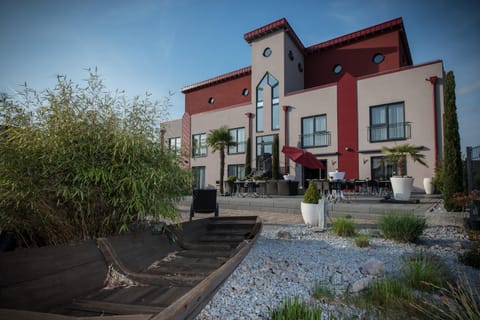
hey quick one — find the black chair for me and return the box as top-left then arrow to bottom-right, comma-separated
190,189 -> 219,221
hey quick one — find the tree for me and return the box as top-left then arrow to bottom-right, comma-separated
381,143 -> 428,177
245,137 -> 252,177
442,70 -> 464,211
0,70 -> 192,246
206,126 -> 236,195
272,134 -> 280,179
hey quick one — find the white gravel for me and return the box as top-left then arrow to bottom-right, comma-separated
195,225 -> 477,319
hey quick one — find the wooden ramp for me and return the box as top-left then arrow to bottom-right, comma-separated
0,216 -> 262,320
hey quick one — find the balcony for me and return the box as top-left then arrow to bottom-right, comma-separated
368,122 -> 411,143
300,131 -> 331,148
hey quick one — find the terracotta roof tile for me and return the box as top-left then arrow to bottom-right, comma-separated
181,66 -> 252,93
244,17 -> 304,51
306,17 -> 404,53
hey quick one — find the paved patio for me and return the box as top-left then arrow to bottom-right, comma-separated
178,193 -> 467,230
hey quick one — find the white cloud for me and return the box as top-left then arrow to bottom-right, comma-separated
458,81 -> 480,95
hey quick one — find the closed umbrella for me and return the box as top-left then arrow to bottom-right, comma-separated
281,146 -> 324,169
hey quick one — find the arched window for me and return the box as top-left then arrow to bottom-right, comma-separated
256,72 -> 279,132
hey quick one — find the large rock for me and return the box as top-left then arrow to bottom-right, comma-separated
351,276 -> 373,293
360,258 -> 384,276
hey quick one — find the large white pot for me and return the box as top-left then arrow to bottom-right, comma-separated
301,201 -> 319,226
390,177 -> 414,201
423,177 -> 434,195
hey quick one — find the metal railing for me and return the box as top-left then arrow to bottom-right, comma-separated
368,122 -> 411,142
299,131 -> 331,148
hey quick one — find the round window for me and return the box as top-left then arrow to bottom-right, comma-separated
208,97 -> 215,104
333,64 -> 343,74
373,53 -> 385,64
242,88 -> 249,96
263,47 -> 272,57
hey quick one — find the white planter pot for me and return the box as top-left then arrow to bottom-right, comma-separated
301,201 -> 319,226
423,177 -> 434,195
390,177 -> 414,201
318,198 -> 328,230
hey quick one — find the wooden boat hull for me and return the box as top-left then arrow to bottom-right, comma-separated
0,216 -> 262,320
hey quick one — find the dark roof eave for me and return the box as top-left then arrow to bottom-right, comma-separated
181,66 -> 252,93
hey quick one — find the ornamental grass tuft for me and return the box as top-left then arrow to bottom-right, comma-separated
332,217 -> 356,237
269,296 -> 322,320
379,212 -> 426,243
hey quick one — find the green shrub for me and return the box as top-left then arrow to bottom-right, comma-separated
413,274 -> 480,320
332,217 -> 356,237
312,280 -> 335,301
270,296 -> 322,320
0,71 -> 192,246
363,278 -> 414,310
379,212 -> 426,243
402,253 -> 450,291
355,233 -> 370,248
459,240 -> 480,269
303,180 -> 320,204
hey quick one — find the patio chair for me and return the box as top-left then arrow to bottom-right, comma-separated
190,189 -> 219,221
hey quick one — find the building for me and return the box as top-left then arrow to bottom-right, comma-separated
161,17 -> 444,191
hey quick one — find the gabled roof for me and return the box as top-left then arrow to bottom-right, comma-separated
181,66 -> 252,93
183,17 -> 412,93
243,17 -> 305,51
305,17 -> 411,60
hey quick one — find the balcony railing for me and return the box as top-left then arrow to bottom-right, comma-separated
368,122 -> 411,142
299,131 -> 331,148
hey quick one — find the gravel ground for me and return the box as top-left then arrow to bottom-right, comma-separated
195,224 -> 478,320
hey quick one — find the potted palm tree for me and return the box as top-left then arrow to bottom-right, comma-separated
301,181 -> 320,226
381,143 -> 428,201
206,126 -> 237,196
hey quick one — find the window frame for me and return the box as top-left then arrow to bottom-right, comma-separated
369,102 -> 407,142
168,137 -> 181,156
371,156 -> 406,180
227,164 -> 245,180
228,127 -> 246,155
256,134 -> 275,171
192,133 -> 207,158
301,114 -> 329,148
256,72 -> 279,132
192,166 -> 206,189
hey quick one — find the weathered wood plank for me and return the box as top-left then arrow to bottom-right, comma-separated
175,249 -> 231,259
105,232 -> 178,273
101,286 -> 158,304
150,221 -> 262,320
71,300 -> 164,315
0,240 -> 102,287
0,259 -> 107,312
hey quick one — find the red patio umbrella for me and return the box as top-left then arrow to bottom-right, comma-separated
281,146 -> 324,169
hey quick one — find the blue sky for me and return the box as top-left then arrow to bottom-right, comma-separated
1,0 -> 479,152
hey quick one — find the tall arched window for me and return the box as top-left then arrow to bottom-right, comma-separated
256,72 -> 279,132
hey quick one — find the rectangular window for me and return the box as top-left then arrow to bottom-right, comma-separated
256,91 -> 264,132
168,137 -> 181,156
256,135 -> 274,171
371,156 -> 406,180
370,102 -> 406,142
228,164 -> 245,179
192,133 -> 207,157
192,166 -> 205,189
301,114 -> 329,147
271,86 -> 279,130
228,127 -> 245,154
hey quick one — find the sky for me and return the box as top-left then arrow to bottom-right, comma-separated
1,0 -> 479,152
